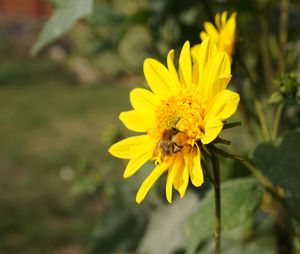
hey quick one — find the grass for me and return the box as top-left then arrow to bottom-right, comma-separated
0,56 -> 131,254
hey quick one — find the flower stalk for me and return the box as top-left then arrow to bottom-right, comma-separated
211,150 -> 221,254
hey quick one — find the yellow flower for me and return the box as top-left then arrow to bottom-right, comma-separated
109,38 -> 239,204
193,11 -> 237,60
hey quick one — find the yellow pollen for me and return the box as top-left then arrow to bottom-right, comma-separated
148,90 -> 205,144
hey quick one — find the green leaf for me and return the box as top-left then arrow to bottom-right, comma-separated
87,3 -> 125,26
269,91 -> 283,104
201,236 -> 277,254
184,178 -> 263,254
88,198 -> 148,253
138,192 -> 199,254
253,129 -> 300,221
31,0 -> 93,55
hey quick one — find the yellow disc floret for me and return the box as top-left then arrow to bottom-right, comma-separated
149,89 -> 206,163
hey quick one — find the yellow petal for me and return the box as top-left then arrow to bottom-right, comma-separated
108,135 -> 151,159
221,11 -> 228,26
191,44 -> 201,85
165,157 -> 177,203
191,44 -> 201,60
173,156 -> 189,198
119,110 -> 154,132
179,41 -> 192,89
215,13 -> 221,29
167,49 -> 180,88
178,165 -> 189,198
173,156 -> 184,192
187,146 -> 204,187
196,38 -> 218,90
136,163 -> 168,204
201,51 -> 231,100
192,58 -> 200,86
207,89 -> 240,121
143,58 -> 174,98
130,88 -> 158,112
227,12 -> 237,30
201,115 -> 223,144
124,147 -> 154,178
200,31 -> 208,41
207,75 -> 232,101
203,22 -> 219,41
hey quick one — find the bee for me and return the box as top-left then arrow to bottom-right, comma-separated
153,127 -> 188,160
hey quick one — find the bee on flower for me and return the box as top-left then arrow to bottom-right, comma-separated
192,11 -> 237,61
109,38 -> 240,204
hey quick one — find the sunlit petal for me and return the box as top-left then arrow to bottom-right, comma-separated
187,146 -> 204,187
119,110 -> 154,132
207,89 -> 240,121
202,52 -> 231,99
201,115 -> 224,144
203,22 -> 219,41
130,88 -> 159,112
124,147 -> 154,178
167,49 -> 180,89
179,41 -> 192,89
199,11 -> 237,59
144,58 -> 174,97
173,156 -> 189,198
207,75 -> 232,101
165,157 -> 177,203
108,135 -> 151,159
136,163 -> 168,204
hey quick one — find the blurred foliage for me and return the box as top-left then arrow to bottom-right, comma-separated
269,72 -> 300,104
31,0 -> 93,55
138,192 -> 199,254
2,0 -> 299,253
253,129 -> 300,222
185,178 -> 263,254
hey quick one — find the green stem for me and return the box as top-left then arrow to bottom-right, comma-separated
201,158 -> 216,186
239,158 -> 277,196
255,100 -> 271,141
278,0 -> 289,73
222,121 -> 242,130
213,137 -> 231,146
211,151 -> 221,254
236,57 -> 258,90
272,103 -> 284,140
231,77 -> 258,144
258,2 -> 274,93
210,145 -> 278,197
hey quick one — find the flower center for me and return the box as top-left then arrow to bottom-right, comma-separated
148,89 -> 205,161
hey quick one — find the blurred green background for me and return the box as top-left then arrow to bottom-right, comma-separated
0,0 -> 299,254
